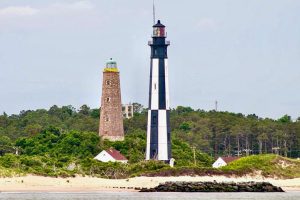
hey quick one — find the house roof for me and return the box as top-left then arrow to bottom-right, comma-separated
221,156 -> 240,163
105,148 -> 127,161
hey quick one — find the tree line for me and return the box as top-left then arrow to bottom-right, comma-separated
0,104 -> 299,158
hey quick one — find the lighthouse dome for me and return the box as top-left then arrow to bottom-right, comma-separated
106,58 -> 117,67
153,20 -> 165,27
104,58 -> 119,72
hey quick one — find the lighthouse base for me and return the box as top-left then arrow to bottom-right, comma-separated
101,135 -> 124,141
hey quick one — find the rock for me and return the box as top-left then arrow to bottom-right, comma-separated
139,181 -> 285,193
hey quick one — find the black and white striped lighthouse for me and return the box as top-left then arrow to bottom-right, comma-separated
146,20 -> 171,161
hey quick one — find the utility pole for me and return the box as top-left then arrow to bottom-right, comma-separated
215,100 -> 218,111
192,146 -> 196,166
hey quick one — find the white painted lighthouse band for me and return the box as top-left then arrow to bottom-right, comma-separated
146,20 -> 171,161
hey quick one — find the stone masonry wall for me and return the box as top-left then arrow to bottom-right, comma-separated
99,71 -> 124,141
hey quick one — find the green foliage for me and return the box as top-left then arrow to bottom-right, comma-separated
132,102 -> 144,114
139,155 -> 300,179
1,104 -> 299,158
179,121 -> 193,131
172,137 -> 213,167
128,160 -> 169,177
103,129 -> 146,163
0,154 -> 19,168
79,105 -> 91,115
1,104 -> 300,178
90,109 -> 100,119
175,106 -> 194,114
15,127 -> 100,159
222,154 -> 300,178
0,165 -> 23,177
123,113 -> 147,133
0,125 -> 213,178
80,158 -> 128,178
0,135 -> 13,155
278,114 -> 292,123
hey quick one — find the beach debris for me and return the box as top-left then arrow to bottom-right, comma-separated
67,163 -> 76,171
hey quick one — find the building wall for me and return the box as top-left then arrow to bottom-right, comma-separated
212,157 -> 227,168
122,104 -> 133,119
94,151 -> 128,163
99,72 -> 124,141
94,151 -> 116,162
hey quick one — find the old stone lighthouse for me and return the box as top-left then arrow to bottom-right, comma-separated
99,58 -> 124,141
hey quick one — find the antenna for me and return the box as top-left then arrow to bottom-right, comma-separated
215,100 -> 218,111
153,0 -> 156,25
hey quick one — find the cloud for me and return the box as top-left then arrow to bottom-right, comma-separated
196,18 -> 217,31
0,6 -> 39,16
0,1 -> 97,29
0,1 -> 94,18
49,1 -> 94,13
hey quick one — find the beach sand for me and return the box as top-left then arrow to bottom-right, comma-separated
1,175 -> 299,192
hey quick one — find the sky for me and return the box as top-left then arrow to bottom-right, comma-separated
0,0 -> 300,119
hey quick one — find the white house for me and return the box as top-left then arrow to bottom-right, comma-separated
212,156 -> 239,168
94,148 -> 128,164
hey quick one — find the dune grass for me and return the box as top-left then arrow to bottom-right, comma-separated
140,154 -> 300,179
222,154 -> 300,178
1,154 -> 299,179
0,166 -> 25,177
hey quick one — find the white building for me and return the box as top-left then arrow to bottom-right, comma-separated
122,104 -> 134,119
212,156 -> 239,168
94,148 -> 128,164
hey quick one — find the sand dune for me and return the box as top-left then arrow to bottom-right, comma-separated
1,175 -> 299,192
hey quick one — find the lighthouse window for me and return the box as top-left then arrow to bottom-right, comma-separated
153,27 -> 159,36
106,80 -> 111,85
105,117 -> 109,122
154,83 -> 157,90
152,116 -> 157,124
105,97 -> 111,102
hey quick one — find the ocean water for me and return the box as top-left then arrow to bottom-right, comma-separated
0,192 -> 300,200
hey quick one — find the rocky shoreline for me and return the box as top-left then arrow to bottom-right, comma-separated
139,181 -> 285,192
